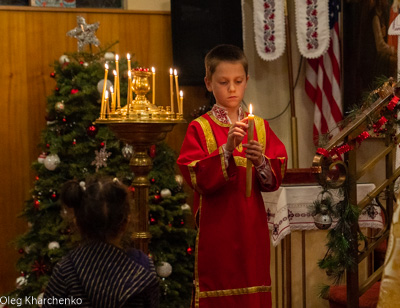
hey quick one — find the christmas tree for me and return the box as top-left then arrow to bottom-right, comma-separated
5,48 -> 196,307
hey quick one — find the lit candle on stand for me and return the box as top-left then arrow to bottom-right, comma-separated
101,63 -> 109,114
115,54 -> 121,110
127,53 -> 131,72
112,70 -> 117,112
169,68 -> 174,113
151,67 -> 156,104
246,104 -> 255,197
179,90 -> 183,115
174,69 -> 180,112
127,70 -> 131,115
105,90 -> 110,116
110,86 -> 115,113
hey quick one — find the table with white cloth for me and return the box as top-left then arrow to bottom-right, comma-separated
262,183 -> 384,246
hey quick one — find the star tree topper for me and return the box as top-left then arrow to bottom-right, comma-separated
67,16 -> 100,52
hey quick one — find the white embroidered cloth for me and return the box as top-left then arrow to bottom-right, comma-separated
294,0 -> 330,59
263,183 -> 384,246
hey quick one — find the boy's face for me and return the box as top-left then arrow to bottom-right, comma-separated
204,61 -> 248,110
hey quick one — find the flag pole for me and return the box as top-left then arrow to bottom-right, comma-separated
285,0 -> 299,169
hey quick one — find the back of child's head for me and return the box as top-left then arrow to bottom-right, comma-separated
60,177 -> 130,242
204,44 -> 248,80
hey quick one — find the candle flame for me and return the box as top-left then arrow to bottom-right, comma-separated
180,90 -> 183,98
128,70 -> 131,77
170,68 -> 173,75
115,54 -> 119,61
174,69 -> 178,76
113,70 -> 117,76
105,63 -> 109,70
151,67 -> 155,73
249,104 -> 253,115
127,53 -> 130,60
110,86 -> 114,93
105,90 -> 109,98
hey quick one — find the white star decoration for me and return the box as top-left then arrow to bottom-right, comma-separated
67,16 -> 100,52
92,143 -> 112,172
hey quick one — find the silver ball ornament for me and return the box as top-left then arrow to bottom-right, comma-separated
122,144 -> 134,160
16,276 -> 27,289
156,262 -> 173,278
55,101 -> 65,113
37,152 -> 47,164
97,79 -> 113,94
104,52 -> 115,61
160,188 -> 172,198
83,62 -> 89,68
48,241 -> 60,250
44,154 -> 60,171
175,174 -> 183,186
181,203 -> 191,211
59,55 -> 70,65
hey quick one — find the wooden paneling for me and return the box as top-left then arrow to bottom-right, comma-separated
0,6 -> 175,294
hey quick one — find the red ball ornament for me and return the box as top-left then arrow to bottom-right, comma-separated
186,247 -> 193,255
72,139 -> 77,146
50,72 -> 56,78
46,143 -> 50,148
129,186 -> 135,193
34,199 -> 41,209
180,219 -> 185,226
100,142 -> 105,147
50,191 -> 58,202
86,125 -> 98,137
154,194 -> 161,203
150,178 -> 156,184
71,89 -> 79,95
18,248 -> 24,254
79,61 -> 84,65
62,117 -> 67,123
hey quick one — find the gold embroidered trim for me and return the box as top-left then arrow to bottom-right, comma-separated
188,160 -> 200,191
278,156 -> 287,178
195,117 -> 217,154
199,285 -> 271,298
255,116 -> 266,150
208,112 -> 232,127
219,147 -> 229,181
234,156 -> 247,167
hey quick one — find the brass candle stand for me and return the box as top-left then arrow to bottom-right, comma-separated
96,68 -> 185,253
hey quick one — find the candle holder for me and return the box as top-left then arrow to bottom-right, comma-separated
96,67 -> 185,252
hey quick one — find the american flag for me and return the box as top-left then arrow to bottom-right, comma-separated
305,0 -> 343,144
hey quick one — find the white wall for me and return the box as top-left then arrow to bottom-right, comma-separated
125,0 -> 170,11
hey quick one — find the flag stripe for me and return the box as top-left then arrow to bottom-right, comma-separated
306,0 -> 343,144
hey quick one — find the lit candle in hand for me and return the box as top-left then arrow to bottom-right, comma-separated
174,69 -> 180,113
246,104 -> 255,197
169,68 -> 174,113
152,67 -> 156,104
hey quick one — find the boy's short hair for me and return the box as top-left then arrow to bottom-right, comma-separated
204,44 -> 248,80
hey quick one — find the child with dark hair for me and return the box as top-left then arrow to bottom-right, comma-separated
177,44 -> 287,308
43,177 -> 159,308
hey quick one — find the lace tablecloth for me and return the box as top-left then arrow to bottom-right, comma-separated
262,183 -> 384,246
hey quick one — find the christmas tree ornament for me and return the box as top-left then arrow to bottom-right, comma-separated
55,101 -> 65,112
97,79 -> 112,94
156,261 -> 173,278
83,62 -> 89,68
66,16 -> 100,52
32,259 -> 48,277
37,152 -> 47,164
160,188 -> 172,198
186,247 -> 193,255
86,125 -> 98,137
153,194 -> 161,203
181,203 -> 191,211
34,199 -> 41,209
122,144 -> 134,160
149,214 -> 157,225
48,241 -> 60,250
15,276 -> 27,289
49,190 -> 58,202
150,178 -> 156,184
91,143 -> 112,172
104,52 -> 115,61
18,248 -> 24,254
55,87 -> 60,92
180,219 -> 185,226
44,154 -> 60,171
175,174 -> 183,186
100,141 -> 105,147
58,54 -> 70,65
313,212 -> 333,230
72,139 -> 77,146
71,89 -> 79,95
50,72 -> 56,78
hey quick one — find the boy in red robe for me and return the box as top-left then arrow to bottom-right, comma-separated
177,44 -> 287,308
